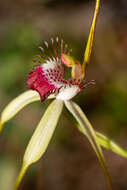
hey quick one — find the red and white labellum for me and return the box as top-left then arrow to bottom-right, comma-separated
27,38 -> 92,101
27,59 -> 80,101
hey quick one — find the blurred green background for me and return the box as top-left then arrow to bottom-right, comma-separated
0,0 -> 127,189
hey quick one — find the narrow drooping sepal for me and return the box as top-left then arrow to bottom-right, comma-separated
76,123 -> 127,158
65,101 -> 113,190
14,99 -> 64,190
0,90 -> 40,133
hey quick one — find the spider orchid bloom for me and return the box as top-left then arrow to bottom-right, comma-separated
1,1 -> 127,190
27,38 -> 95,102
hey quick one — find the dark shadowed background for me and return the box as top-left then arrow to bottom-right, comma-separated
0,0 -> 127,189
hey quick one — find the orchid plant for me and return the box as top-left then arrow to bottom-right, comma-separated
0,0 -> 127,190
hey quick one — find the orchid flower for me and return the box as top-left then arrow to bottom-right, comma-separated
27,38 -> 95,102
0,1 -> 127,190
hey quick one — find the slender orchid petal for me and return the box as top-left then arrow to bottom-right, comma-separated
65,100 -> 112,190
0,91 -> 39,132
14,99 -> 63,190
82,0 -> 100,78
0,90 -> 55,133
96,132 -> 127,158
76,124 -> 127,158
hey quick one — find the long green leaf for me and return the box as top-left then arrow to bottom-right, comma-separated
65,100 -> 112,190
14,99 -> 63,190
82,0 -> 100,78
0,90 -> 55,133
